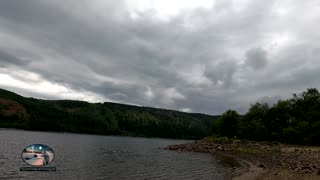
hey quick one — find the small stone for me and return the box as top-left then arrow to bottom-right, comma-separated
302,169 -> 311,174
258,163 -> 265,168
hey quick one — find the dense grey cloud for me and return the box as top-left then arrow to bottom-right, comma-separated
0,0 -> 320,114
0,49 -> 30,66
245,47 -> 268,69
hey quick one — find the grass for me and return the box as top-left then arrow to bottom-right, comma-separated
203,136 -> 231,143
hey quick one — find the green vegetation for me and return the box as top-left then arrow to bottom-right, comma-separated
203,136 -> 231,143
0,89 -> 217,139
2,88 -> 319,144
212,88 -> 320,145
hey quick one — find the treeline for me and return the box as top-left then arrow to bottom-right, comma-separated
212,88 -> 320,145
0,89 -> 216,139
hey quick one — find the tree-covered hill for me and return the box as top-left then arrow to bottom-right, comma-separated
0,88 -> 218,139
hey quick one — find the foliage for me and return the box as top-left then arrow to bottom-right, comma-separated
0,89 -> 217,139
212,110 -> 240,137
212,88 -> 320,145
3,87 -> 320,144
203,136 -> 230,143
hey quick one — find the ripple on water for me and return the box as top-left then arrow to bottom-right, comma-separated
0,129 -> 235,179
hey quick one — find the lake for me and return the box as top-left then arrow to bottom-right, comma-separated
0,129 -> 235,179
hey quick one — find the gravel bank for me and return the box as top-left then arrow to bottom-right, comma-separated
164,138 -> 320,179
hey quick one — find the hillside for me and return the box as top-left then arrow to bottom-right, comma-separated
0,89 -> 218,139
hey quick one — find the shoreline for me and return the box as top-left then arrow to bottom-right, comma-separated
164,138 -> 320,179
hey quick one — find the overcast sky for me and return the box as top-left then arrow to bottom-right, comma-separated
0,0 -> 320,115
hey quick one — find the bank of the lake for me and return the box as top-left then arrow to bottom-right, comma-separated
164,138 -> 320,180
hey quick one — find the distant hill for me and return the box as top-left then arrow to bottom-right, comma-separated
0,88 -> 219,139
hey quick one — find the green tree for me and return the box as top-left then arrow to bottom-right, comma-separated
239,103 -> 269,140
212,110 -> 240,137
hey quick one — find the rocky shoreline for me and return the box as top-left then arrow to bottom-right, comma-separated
164,138 -> 320,179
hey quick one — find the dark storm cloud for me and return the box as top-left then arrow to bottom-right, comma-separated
257,96 -> 282,106
245,47 -> 268,69
0,49 -> 30,66
0,1 -> 71,30
1,0 -> 320,114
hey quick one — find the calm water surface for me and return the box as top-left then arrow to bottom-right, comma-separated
0,129 -> 235,179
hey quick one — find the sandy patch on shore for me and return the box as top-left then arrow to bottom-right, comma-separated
232,147 -> 320,180
234,167 -> 320,180
232,160 -> 266,180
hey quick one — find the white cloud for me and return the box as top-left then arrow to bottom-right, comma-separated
0,69 -> 106,102
160,88 -> 185,105
125,0 -> 213,21
145,86 -> 154,100
180,108 -> 192,112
